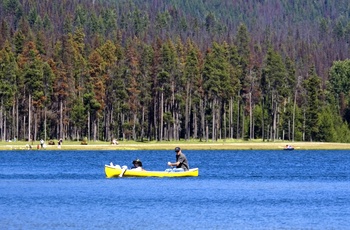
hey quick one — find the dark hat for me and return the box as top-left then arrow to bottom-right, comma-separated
132,159 -> 142,165
175,147 -> 181,152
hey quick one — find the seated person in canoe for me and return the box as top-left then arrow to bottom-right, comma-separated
167,147 -> 189,172
130,159 -> 145,171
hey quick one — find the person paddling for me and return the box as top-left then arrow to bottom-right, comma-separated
167,147 -> 189,171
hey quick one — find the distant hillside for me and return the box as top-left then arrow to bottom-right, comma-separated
1,0 -> 349,79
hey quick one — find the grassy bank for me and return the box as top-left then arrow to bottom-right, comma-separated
2,139 -> 350,150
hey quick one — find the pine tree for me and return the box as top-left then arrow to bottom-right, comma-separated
19,42 -> 45,141
303,66 -> 321,141
261,46 -> 287,141
0,41 -> 18,140
203,42 -> 230,141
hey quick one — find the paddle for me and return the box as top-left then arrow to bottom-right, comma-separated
119,168 -> 126,177
166,162 -> 174,172
119,166 -> 127,177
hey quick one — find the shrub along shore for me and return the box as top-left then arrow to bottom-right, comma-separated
1,140 -> 350,151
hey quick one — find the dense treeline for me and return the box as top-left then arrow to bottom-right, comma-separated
1,0 -> 350,143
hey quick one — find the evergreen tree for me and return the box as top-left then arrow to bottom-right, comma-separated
19,42 -> 45,141
329,59 -> 350,119
303,66 -> 321,141
183,39 -> 200,140
203,42 -> 230,141
87,50 -> 106,141
261,46 -> 287,141
0,41 -> 18,140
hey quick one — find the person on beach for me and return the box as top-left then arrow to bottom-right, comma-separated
40,139 -> 44,149
58,139 -> 63,148
167,147 -> 189,171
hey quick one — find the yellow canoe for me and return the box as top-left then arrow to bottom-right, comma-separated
105,165 -> 199,178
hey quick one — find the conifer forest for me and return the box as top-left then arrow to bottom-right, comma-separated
1,0 -> 350,143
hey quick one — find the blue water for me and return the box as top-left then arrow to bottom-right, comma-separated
1,150 -> 350,229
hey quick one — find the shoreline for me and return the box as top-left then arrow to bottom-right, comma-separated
2,141 -> 350,150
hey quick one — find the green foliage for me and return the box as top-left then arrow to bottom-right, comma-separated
263,47 -> 288,98
14,31 -> 25,55
236,24 -> 250,81
71,98 -> 86,128
28,8 -> 38,26
303,67 -> 321,141
3,0 -> 21,15
317,108 -> 336,142
0,42 -> 17,109
329,59 -> 350,96
203,42 -> 230,100
163,111 -> 174,125
81,137 -> 88,145
21,42 -> 46,108
1,0 -> 350,143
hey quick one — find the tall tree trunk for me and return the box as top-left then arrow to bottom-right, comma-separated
28,94 -> 32,142
172,104 -> 175,141
97,116 -> 99,141
0,101 -> 3,141
236,98 -> 240,139
216,100 -> 220,140
34,112 -> 37,141
110,106 -> 114,140
64,102 -> 67,140
229,98 -> 233,139
104,108 -> 108,141
242,105 -> 245,140
93,118 -> 97,141
223,102 -> 226,141
193,103 -> 197,139
200,98 -> 205,141
160,91 -> 164,141
272,101 -> 277,141
12,102 -> 15,140
44,106 -> 47,140
15,97 -> 19,140
277,104 -> 280,140
292,91 -> 297,142
141,106 -> 145,141
133,113 -> 137,141
153,97 -> 158,141
3,115 -> 6,141
249,92 -> 253,139
185,81 -> 190,140
88,110 -> 90,141
212,100 -> 215,142
206,123 -> 209,142
302,109 -> 306,141
260,97 -> 265,141
24,116 -> 26,141
121,112 -> 125,140
60,100 -> 63,140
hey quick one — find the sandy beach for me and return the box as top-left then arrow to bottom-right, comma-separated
2,140 -> 350,151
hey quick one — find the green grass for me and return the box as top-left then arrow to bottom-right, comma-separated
2,139 -> 350,150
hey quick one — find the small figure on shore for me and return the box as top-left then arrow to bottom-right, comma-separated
40,139 -> 44,149
111,139 -> 118,145
58,139 -> 63,149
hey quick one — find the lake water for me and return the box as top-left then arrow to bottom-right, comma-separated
0,149 -> 350,229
